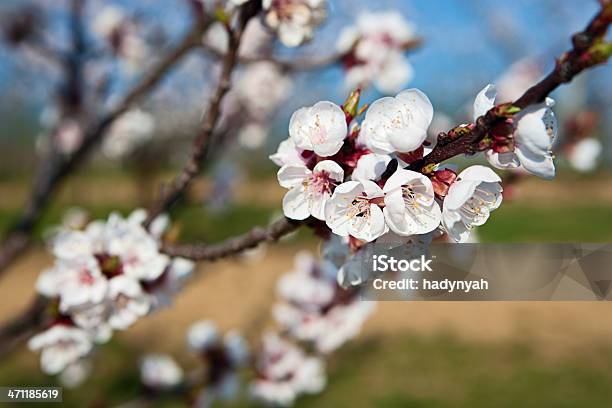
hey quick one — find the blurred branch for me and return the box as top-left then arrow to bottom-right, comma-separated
143,0 -> 262,226
200,37 -> 422,72
0,296 -> 49,356
409,2 -> 612,173
162,217 -> 300,260
0,18 -> 211,276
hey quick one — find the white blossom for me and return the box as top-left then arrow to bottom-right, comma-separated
235,62 -> 292,119
289,101 -> 347,157
28,325 -> 93,375
102,109 -> 155,159
382,168 -> 441,236
92,6 -> 148,73
269,137 -> 309,167
58,360 -> 92,389
474,84 -> 558,179
187,320 -> 219,352
337,11 -> 416,93
276,251 -> 336,309
324,180 -> 388,242
278,160 -> 344,220
360,89 -> 434,154
140,354 -> 184,389
262,0 -> 326,47
107,275 -> 151,330
54,119 -> 83,154
251,333 -> 326,406
442,165 -> 503,242
238,123 -> 268,150
351,153 -> 391,182
567,138 -> 602,173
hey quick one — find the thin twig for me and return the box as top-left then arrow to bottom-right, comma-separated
143,0 -> 263,226
162,217 -> 300,260
0,19 -> 209,275
409,2 -> 611,172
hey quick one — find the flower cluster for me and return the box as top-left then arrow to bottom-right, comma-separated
251,332 -> 326,406
232,61 -> 292,149
336,11 -> 417,94
262,0 -> 327,47
36,107 -> 84,155
271,88 -> 513,244
29,210 -> 195,375
187,320 -> 249,407
273,251 -> 374,353
92,5 -> 149,73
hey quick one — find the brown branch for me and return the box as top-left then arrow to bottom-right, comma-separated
0,19 -> 209,275
409,3 -> 611,173
162,217 -> 300,261
0,296 -> 50,356
143,0 -> 262,226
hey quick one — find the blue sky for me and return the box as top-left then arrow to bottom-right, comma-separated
0,0 -> 610,147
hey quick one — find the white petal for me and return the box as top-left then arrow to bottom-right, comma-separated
396,88 -> 434,127
313,160 -> 344,182
485,150 -> 520,169
374,54 -> 414,94
444,180 -> 479,211
352,154 -> 391,182
277,164 -> 311,188
457,165 -> 501,183
282,186 -> 310,220
473,84 -> 496,122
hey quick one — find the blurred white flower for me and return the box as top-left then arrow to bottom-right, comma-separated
107,275 -> 151,330
278,160 -> 344,220
289,101 -> 347,157
140,354 -> 184,389
442,165 -> 503,242
567,137 -> 602,173
204,19 -> 273,58
360,89 -> 434,154
187,320 -> 220,352
262,0 -> 326,47
103,109 -> 155,159
92,6 -> 148,73
31,209 -> 188,375
337,11 -> 416,93
236,62 -> 292,120
251,333 -> 326,406
28,325 -> 93,375
54,119 -> 84,155
276,251 -> 336,308
495,58 -> 541,103
238,123 -> 268,150
58,360 -> 92,389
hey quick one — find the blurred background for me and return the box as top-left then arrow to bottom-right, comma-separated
1,0 -> 612,406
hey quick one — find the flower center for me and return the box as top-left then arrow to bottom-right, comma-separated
304,171 -> 336,195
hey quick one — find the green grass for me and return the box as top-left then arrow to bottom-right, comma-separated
478,204 -> 612,242
4,333 -> 612,407
2,202 -> 612,244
